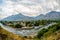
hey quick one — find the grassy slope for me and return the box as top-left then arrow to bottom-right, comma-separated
38,22 -> 60,40
0,27 -> 24,40
41,30 -> 60,40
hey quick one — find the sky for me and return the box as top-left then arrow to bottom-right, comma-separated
0,0 -> 60,19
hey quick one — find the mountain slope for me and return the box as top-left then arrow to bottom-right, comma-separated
2,13 -> 34,21
35,11 -> 60,20
2,11 -> 60,21
45,11 -> 60,20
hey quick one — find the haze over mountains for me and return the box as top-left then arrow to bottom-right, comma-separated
2,11 -> 60,21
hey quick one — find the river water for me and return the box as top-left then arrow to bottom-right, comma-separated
0,23 -> 57,36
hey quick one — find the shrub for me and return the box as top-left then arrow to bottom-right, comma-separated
37,28 -> 48,38
14,24 -> 23,28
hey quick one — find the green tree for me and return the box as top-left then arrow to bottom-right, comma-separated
14,24 -> 23,28
37,28 -> 48,38
34,21 -> 39,26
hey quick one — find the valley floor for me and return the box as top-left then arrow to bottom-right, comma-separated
0,20 -> 60,40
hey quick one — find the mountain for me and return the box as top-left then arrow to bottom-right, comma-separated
44,11 -> 60,20
35,11 -> 60,20
35,14 -> 45,20
2,13 -> 34,21
2,11 -> 60,21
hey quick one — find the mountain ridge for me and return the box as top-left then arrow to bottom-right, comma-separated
2,11 -> 60,21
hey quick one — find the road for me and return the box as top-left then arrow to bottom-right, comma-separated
0,23 -> 57,36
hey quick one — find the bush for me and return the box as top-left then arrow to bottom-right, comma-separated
14,24 -> 23,28
34,21 -> 39,26
37,28 -> 48,38
23,36 -> 27,38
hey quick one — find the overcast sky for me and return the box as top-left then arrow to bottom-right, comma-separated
0,0 -> 60,19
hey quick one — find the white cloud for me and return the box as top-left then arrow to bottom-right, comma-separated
0,0 -> 60,19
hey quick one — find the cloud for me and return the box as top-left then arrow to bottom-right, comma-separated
0,0 -> 60,19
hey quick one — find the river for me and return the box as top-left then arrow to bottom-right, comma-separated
0,23 -> 57,36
